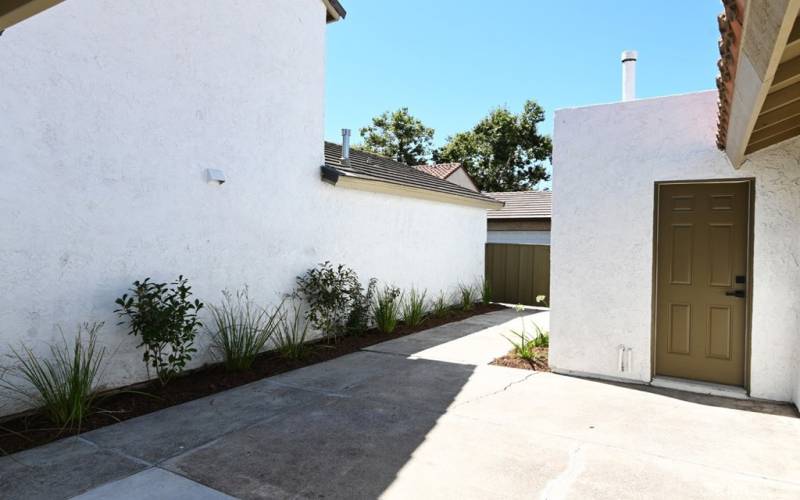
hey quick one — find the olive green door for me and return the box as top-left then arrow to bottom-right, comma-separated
655,182 -> 750,386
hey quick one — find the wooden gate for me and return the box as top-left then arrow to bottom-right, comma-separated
485,243 -> 550,306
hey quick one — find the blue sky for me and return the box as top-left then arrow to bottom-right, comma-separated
325,0 -> 722,150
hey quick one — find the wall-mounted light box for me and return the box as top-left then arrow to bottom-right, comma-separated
206,168 -> 226,185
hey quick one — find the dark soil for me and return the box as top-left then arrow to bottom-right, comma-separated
0,303 -> 505,456
491,347 -> 549,371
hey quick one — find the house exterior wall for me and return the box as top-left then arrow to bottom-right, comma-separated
487,218 -> 551,245
445,167 -> 479,192
551,90 -> 800,404
487,230 -> 550,246
0,0 -> 487,416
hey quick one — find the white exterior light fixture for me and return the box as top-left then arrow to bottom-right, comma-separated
206,168 -> 226,185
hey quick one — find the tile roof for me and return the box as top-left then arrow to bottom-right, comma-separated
323,142 -> 502,207
412,163 -> 463,180
716,0 -> 746,150
484,191 -> 552,219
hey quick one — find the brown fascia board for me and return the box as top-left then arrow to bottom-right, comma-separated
324,0 -> 347,23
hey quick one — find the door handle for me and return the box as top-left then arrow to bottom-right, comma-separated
725,290 -> 746,298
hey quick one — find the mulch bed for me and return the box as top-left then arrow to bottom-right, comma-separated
491,347 -> 549,371
0,303 -> 505,456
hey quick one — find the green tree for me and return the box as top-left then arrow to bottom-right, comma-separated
359,108 -> 434,165
435,100 -> 552,192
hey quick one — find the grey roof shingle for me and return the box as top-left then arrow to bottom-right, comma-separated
485,191 -> 551,219
323,142 -> 501,207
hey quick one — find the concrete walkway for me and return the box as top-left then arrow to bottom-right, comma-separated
2,308 -> 799,499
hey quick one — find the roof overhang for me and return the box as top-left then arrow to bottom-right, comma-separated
719,0 -> 800,166
0,0 -> 344,31
321,166 -> 504,210
322,0 -> 346,23
0,0 -> 62,31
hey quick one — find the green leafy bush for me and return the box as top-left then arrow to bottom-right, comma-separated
208,288 -> 282,371
458,283 -> 477,311
0,323 -> 106,429
373,286 -> 402,333
274,300 -> 313,360
346,277 -> 377,336
295,262 -> 375,341
115,275 -> 203,385
401,288 -> 427,328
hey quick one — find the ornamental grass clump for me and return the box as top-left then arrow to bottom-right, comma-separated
274,300 -> 313,361
480,277 -> 492,304
115,275 -> 203,385
401,287 -> 427,328
458,283 -> 477,311
0,322 -> 106,429
505,322 -> 549,361
373,286 -> 402,333
208,288 -> 282,371
431,292 -> 450,318
505,304 -> 549,361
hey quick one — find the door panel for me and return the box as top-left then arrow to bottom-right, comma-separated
655,182 -> 749,386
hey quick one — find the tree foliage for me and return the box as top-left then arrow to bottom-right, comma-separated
359,108 -> 434,165
435,100 -> 552,192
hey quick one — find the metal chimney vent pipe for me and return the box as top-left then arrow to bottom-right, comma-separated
621,50 -> 637,102
341,128 -> 351,166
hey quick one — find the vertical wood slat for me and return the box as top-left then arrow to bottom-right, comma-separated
485,243 -> 550,305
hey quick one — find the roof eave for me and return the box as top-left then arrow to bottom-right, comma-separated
320,165 -> 504,210
0,0 -> 63,31
719,0 -> 800,166
322,0 -> 346,23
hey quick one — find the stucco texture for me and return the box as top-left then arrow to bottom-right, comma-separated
0,0 -> 486,416
551,90 -> 800,403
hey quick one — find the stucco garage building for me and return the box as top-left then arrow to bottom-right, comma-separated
0,0 -> 500,416
551,1 -> 800,407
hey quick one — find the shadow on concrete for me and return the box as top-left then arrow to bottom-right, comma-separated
587,377 -> 799,418
160,352 -> 483,499
2,312 -> 524,500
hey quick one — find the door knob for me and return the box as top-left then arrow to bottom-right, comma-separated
725,290 -> 746,298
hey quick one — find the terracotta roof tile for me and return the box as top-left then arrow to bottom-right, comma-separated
484,191 -> 551,219
412,163 -> 463,180
716,0 -> 746,150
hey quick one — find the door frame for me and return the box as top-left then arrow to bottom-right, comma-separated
650,178 -> 755,391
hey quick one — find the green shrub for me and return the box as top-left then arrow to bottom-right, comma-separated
480,277 -> 492,304
373,286 -> 402,333
274,300 -> 313,360
208,288 -> 282,371
401,288 -> 427,328
295,262 -> 374,342
0,323 -> 106,429
346,277 -> 377,336
458,283 -> 476,311
115,275 -> 203,385
431,292 -> 450,318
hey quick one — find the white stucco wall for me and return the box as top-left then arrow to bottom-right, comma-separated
0,0 -> 487,416
551,90 -> 800,403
